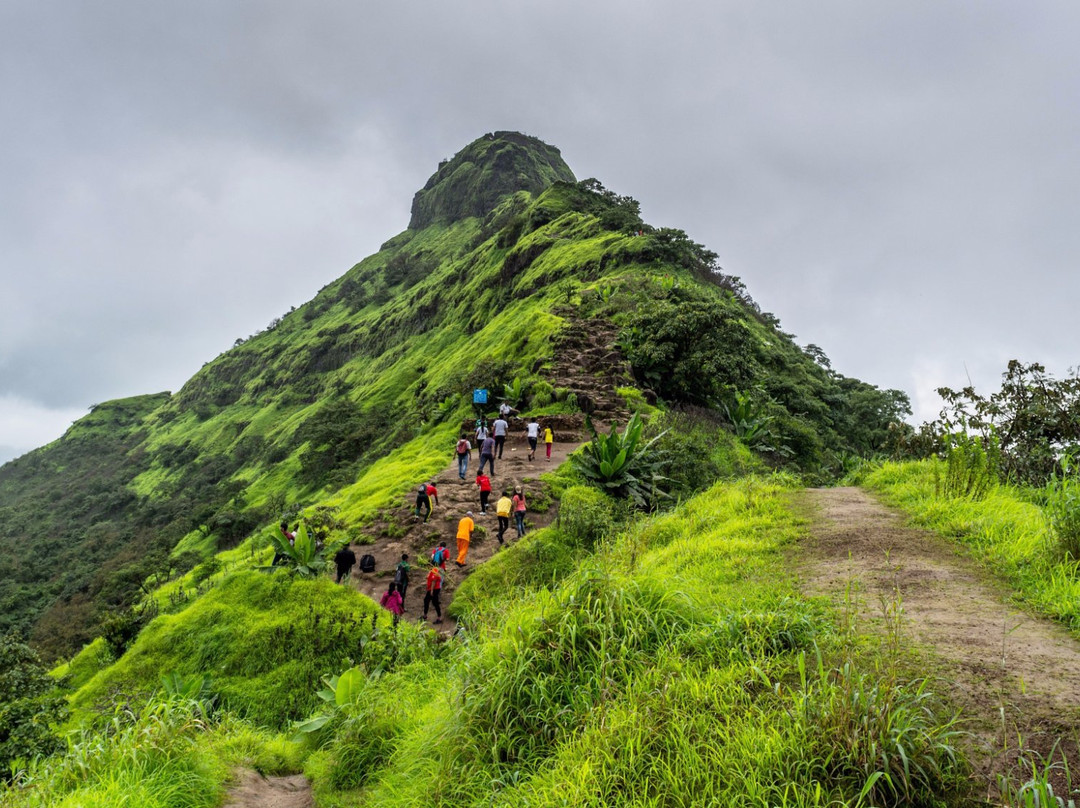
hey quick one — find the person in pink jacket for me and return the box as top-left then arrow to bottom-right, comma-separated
380,582 -> 404,624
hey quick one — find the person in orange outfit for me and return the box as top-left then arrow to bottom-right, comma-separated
456,511 -> 475,566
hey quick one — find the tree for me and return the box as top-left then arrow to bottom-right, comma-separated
936,361 -> 1080,486
0,634 -> 66,775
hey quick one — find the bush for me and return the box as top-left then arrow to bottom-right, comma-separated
1045,453 -> 1080,562
939,429 -> 998,501
0,634 -> 67,776
558,486 -> 616,548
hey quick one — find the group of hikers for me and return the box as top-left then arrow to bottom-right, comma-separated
456,402 -> 555,480
326,401 -> 555,627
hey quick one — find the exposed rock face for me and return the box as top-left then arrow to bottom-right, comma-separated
408,131 -> 576,229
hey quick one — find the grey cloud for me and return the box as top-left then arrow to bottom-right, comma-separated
3,0 -> 1079,455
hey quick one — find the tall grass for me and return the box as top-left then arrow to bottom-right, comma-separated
0,697 -> 298,808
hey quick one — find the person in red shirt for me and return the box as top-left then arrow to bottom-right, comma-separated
426,481 -> 439,508
475,473 -> 492,514
430,541 -> 449,570
423,563 -> 443,624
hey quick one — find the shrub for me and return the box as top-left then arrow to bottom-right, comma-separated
558,486 -> 616,548
939,428 -> 999,501
0,634 -> 67,776
1045,453 -> 1080,562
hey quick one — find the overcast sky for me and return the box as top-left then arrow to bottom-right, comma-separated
2,1 -> 1077,464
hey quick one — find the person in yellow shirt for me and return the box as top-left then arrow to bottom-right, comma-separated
495,490 -> 513,546
455,511 -> 475,566
544,426 -> 554,461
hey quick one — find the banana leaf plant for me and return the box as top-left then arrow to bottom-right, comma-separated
262,521 -> 327,577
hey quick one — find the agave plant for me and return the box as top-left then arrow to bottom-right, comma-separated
723,389 -> 778,450
573,413 -> 668,509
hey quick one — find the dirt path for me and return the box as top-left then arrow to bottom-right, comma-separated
222,770 -> 313,808
795,487 -> 1080,796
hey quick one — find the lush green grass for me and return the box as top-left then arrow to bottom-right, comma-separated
17,475 -> 970,808
863,459 -> 1080,632
0,699 -> 301,808
301,476 -> 967,807
69,571 -> 441,730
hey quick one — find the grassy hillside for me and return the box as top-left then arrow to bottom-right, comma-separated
0,131 -> 909,666
5,476 -> 970,808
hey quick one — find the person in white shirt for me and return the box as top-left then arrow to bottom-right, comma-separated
492,417 -> 509,459
525,420 -> 540,461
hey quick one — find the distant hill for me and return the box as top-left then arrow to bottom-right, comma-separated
0,131 -> 910,661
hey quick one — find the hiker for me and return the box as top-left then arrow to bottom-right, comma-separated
280,521 -> 296,546
415,484 -> 432,522
525,419 -> 540,461
512,488 -> 527,538
456,511 -> 475,566
495,490 -> 512,545
426,481 -> 440,509
544,425 -> 554,461
334,544 -> 357,584
394,553 -> 411,605
475,419 -> 489,445
492,415 -> 509,459
479,434 -> 497,476
455,435 -> 472,480
499,401 -> 512,418
424,563 -> 443,624
475,472 -> 492,513
380,582 -> 403,624
430,541 -> 449,570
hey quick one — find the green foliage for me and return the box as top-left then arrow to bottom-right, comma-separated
502,376 -> 529,408
0,634 -> 66,777
409,132 -> 576,229
723,389 -> 782,451
558,486 -> 617,549
1044,452 -> 1080,562
935,360 -> 1080,486
649,409 -> 759,498
573,414 -> 667,509
938,427 -> 999,501
265,522 -> 327,577
294,478 -> 970,807
618,293 -> 757,407
783,652 -> 962,807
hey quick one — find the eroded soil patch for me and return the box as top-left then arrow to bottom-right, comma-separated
223,770 -> 313,808
796,487 -> 1080,798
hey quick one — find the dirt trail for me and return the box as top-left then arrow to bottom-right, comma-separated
222,770 -> 313,808
796,487 -> 1080,794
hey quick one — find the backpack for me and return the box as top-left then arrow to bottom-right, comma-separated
394,564 -> 408,586
456,438 -> 470,455
430,546 -> 447,566
359,554 -> 376,573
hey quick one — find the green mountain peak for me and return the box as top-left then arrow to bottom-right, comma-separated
408,131 -> 576,229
